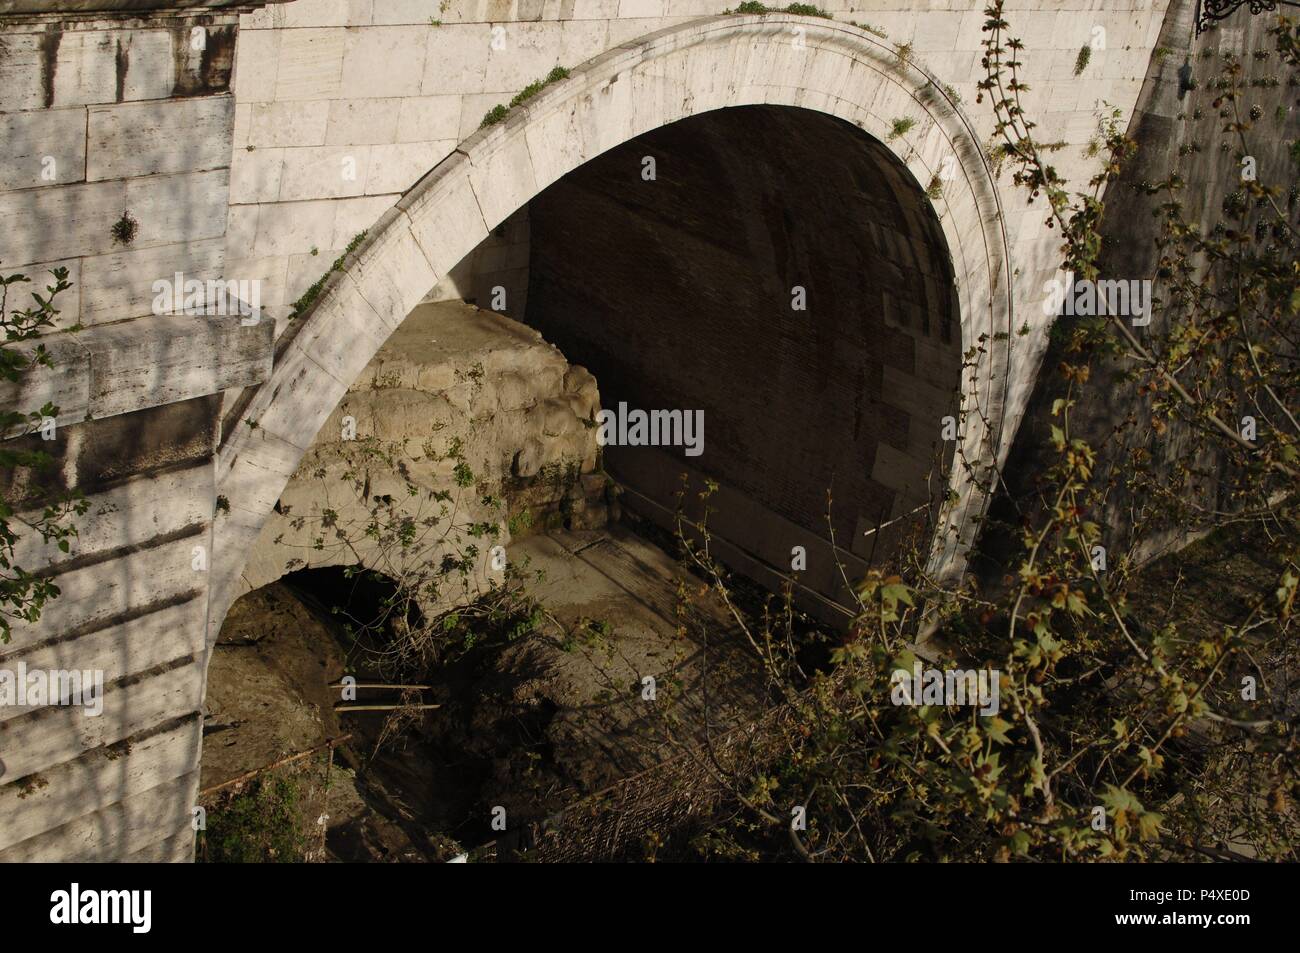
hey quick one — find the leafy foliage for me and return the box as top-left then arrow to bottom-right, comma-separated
109,210 -> 138,247
198,774 -> 312,863
639,8 -> 1300,862
0,266 -> 86,644
276,435 -> 544,677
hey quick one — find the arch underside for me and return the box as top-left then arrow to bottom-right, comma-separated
524,104 -> 962,609
210,14 -> 1013,645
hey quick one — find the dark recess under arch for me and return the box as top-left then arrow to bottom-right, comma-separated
523,105 -> 962,605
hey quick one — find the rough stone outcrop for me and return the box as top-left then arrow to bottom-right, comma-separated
241,299 -> 607,607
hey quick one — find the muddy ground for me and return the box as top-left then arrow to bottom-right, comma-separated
201,523 -> 764,862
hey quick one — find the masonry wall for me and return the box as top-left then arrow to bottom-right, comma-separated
229,0 -> 1172,363
226,0 -> 1175,567
0,12 -> 240,330
524,104 -> 960,605
0,0 -> 1175,861
0,5 -> 274,861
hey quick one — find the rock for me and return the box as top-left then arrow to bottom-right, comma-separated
563,365 -> 600,419
513,439 -> 545,478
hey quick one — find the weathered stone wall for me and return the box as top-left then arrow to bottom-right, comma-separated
219,0 -> 1173,594
1,10 -> 236,329
0,0 -> 1177,861
0,4 -> 277,862
424,205 -> 531,320
228,0 -> 1170,338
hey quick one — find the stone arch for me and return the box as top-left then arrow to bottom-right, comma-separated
210,14 -> 1013,643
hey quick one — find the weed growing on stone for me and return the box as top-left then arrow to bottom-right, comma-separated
110,210 -> 138,246
481,66 -> 573,129
1075,44 -> 1092,76
886,116 -> 916,141
727,2 -> 831,16
290,230 -> 369,320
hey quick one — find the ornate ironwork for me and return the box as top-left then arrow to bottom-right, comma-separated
1196,0 -> 1300,35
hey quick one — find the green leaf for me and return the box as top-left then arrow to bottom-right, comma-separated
984,716 -> 1013,744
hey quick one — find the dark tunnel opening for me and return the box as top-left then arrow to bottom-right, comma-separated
521,104 -> 963,609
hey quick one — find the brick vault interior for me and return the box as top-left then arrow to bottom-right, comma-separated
522,105 -> 963,607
